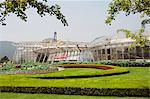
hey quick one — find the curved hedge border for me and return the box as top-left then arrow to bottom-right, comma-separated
0,86 -> 149,97
35,71 -> 129,79
33,64 -> 129,79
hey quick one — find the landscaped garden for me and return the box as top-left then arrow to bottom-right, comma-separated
0,61 -> 58,74
0,61 -> 150,97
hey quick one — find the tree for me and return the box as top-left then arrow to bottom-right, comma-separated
0,56 -> 9,63
0,0 -> 68,26
106,0 -> 150,27
105,0 -> 150,48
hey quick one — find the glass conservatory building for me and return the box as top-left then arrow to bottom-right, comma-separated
13,34 -> 150,63
89,35 -> 150,61
13,38 -> 93,63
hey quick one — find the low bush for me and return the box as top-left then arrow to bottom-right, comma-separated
21,61 -> 49,71
97,61 -> 150,67
53,61 -> 150,67
0,86 -> 149,97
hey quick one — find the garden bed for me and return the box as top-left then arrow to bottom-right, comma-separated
0,68 -> 58,74
58,64 -> 113,70
0,61 -> 58,74
31,64 -> 129,79
0,63 -> 149,97
0,67 -> 147,88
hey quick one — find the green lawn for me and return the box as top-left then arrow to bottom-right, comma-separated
0,93 -> 149,99
0,67 -> 149,88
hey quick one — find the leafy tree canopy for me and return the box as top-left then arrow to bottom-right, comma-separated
106,0 -> 150,28
106,0 -> 150,48
0,0 -> 68,26
117,29 -> 148,48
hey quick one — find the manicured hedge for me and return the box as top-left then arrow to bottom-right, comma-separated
34,70 -> 129,79
0,86 -> 149,97
97,61 -> 150,67
53,61 -> 150,67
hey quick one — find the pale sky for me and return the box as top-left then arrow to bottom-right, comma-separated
0,0 -> 149,42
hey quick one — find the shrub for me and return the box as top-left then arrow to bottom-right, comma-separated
0,61 -> 56,74
97,61 -> 150,67
20,61 -> 49,71
0,86 -> 149,97
0,61 -> 15,71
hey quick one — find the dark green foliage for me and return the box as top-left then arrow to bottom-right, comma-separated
117,29 -> 148,48
97,61 -> 150,67
53,61 -> 150,67
0,86 -> 149,97
0,56 -> 9,63
33,71 -> 129,79
0,0 -> 68,26
106,0 -> 150,47
106,0 -> 150,27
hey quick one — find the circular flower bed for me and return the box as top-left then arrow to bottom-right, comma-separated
32,64 -> 129,79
